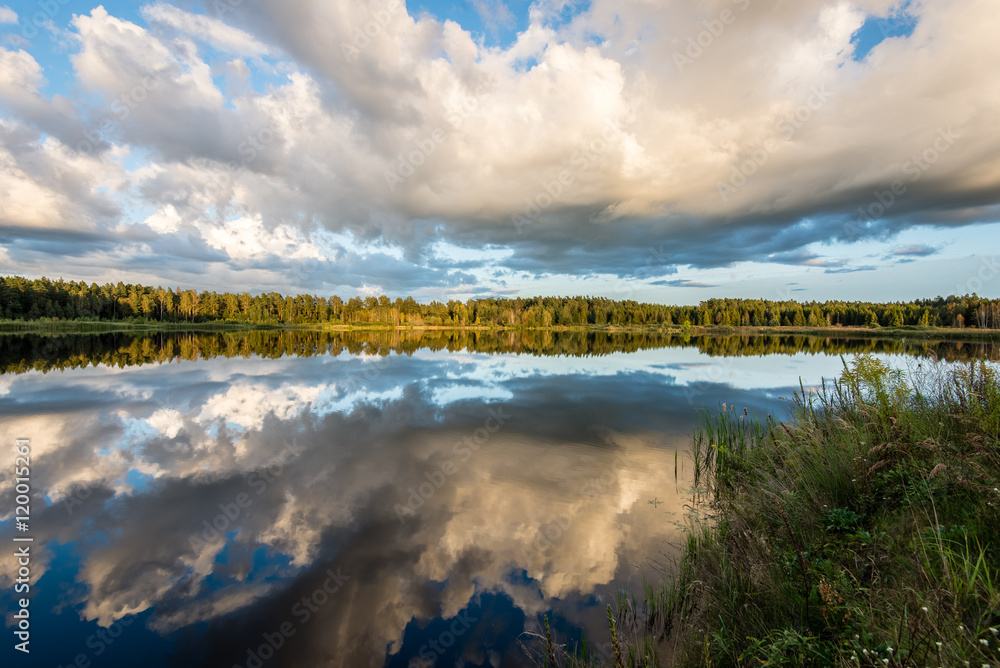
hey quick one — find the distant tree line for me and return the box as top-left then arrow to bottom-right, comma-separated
3,330 -> 995,376
1,275 -> 999,329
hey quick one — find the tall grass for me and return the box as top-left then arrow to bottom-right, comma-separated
691,403 -> 769,494
598,354 -> 1000,667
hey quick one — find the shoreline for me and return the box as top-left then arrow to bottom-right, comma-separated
2,320 -> 999,341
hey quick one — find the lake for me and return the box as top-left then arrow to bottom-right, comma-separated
0,330 -> 996,667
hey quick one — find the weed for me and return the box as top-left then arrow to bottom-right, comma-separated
606,354 -> 1000,667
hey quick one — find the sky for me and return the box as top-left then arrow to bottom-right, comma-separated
0,0 -> 998,303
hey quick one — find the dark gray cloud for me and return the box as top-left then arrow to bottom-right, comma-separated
890,243 -> 939,257
824,265 -> 877,274
652,279 -> 718,288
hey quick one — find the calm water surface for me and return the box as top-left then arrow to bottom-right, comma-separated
0,331 -> 995,666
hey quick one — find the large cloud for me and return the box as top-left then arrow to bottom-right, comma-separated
1,0 -> 998,295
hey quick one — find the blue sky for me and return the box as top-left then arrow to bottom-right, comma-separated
0,0 -> 998,303
415,0 -> 534,45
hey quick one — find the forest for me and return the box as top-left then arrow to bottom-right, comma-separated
1,274 -> 999,330
3,329 -> 997,376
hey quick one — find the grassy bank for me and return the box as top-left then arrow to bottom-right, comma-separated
549,355 -> 999,667
703,325 -> 1000,342
0,319 -> 686,335
4,319 -> 1000,342
0,319 -> 289,334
